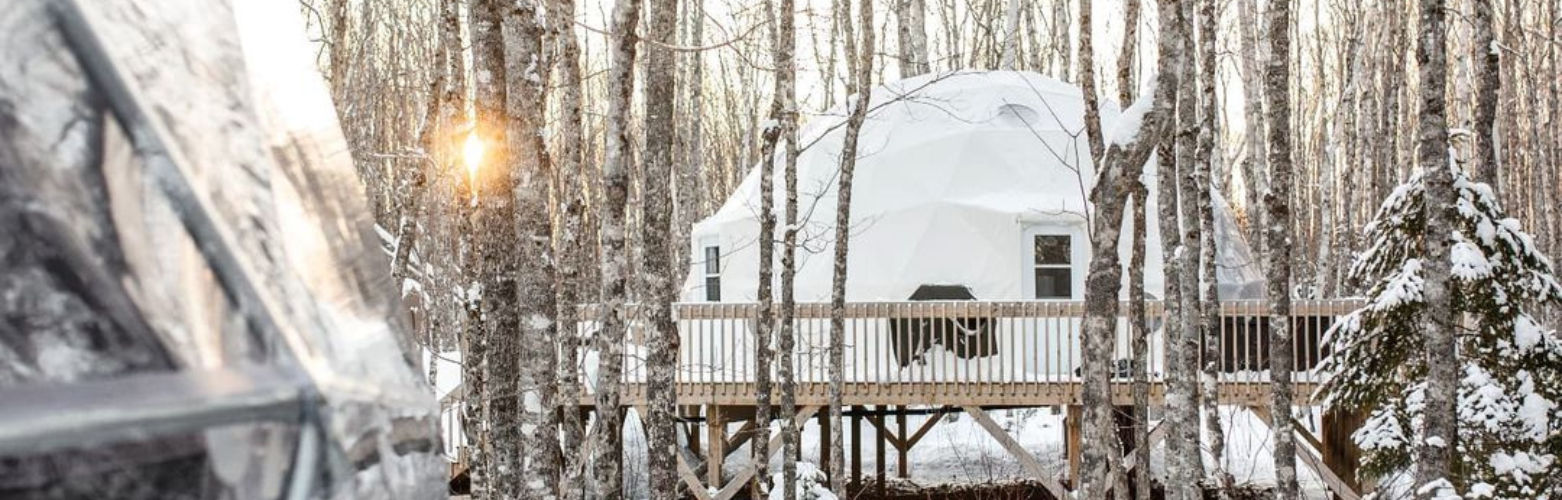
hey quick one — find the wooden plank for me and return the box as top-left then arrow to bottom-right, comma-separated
707,406 -> 725,486
862,412 -> 907,450
818,411 -> 832,479
1296,442 -> 1361,500
713,405 -> 821,500
962,406 -> 1070,500
904,406 -> 952,448
653,300 -> 1365,321
896,407 -> 909,478
1246,406 -> 1361,500
677,452 -> 715,500
851,407 -> 863,488
1066,405 -> 1082,486
1119,420 -> 1167,473
722,420 -> 758,454
875,407 -> 886,498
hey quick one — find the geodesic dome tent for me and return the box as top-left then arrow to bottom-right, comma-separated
682,71 -> 1264,304
0,0 -> 443,498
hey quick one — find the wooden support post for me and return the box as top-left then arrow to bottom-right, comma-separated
707,405 -> 725,487
896,406 -> 909,478
851,406 -> 863,490
819,410 -> 832,481
875,406 -> 886,497
1322,408 -> 1366,492
686,405 -> 703,461
1065,405 -> 1082,487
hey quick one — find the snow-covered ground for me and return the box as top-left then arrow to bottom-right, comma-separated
695,406 -> 1336,499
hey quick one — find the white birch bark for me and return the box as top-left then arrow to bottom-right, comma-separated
642,0 -> 680,495
502,1 -> 560,497
1192,0 -> 1229,494
1078,0 -> 1185,495
549,0 -> 589,496
1413,0 -> 1458,494
472,0 -> 526,495
1167,1 -> 1205,496
1473,0 -> 1499,194
827,1 -> 871,496
894,0 -> 929,77
1236,0 -> 1268,257
594,0 -> 642,497
1262,0 -> 1297,494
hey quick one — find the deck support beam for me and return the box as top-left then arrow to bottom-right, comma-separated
896,406 -> 909,478
1247,405 -> 1361,500
874,406 -> 886,497
963,405 -> 1070,500
1065,405 -> 1082,487
851,406 -> 863,489
818,410 -> 832,480
691,405 -> 819,500
707,405 -> 725,486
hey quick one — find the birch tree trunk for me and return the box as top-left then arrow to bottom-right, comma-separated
1192,0 -> 1229,494
461,220 -> 490,499
675,0 -> 706,280
1077,0 -> 1185,495
1168,1 -> 1206,496
502,1 -> 560,497
1051,0 -> 1070,80
895,0 -> 929,77
778,0 -> 804,495
1236,0 -> 1267,256
1116,6 -> 1149,500
999,0 -> 1021,70
1117,0 -> 1140,104
594,0 -> 642,497
642,0 -> 680,495
753,0 -> 786,493
472,0 -> 526,496
1263,0 -> 1297,496
1156,133 -> 1193,500
1078,0 -> 1104,162
1129,185 -> 1150,500
1473,0 -> 1499,194
549,0 -> 589,495
1413,0 -> 1458,494
827,1 -> 871,495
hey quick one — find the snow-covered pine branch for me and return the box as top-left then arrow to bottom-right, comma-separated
1319,158 -> 1562,499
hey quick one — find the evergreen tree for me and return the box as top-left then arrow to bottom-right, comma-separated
1320,159 -> 1562,499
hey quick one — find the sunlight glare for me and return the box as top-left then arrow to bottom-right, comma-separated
462,132 -> 485,183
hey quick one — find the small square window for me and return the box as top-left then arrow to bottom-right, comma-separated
1034,268 -> 1072,299
1031,234 -> 1072,299
704,276 -> 722,302
1034,235 -> 1070,265
702,245 -> 721,301
704,246 -> 720,274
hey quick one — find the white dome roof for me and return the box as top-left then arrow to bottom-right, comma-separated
687,70 -> 1262,303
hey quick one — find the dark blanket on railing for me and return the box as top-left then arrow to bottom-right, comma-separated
889,285 -> 1000,367
889,317 -> 999,367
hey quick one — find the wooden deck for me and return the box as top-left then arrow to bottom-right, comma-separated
439,299 -> 1359,410
598,380 -> 1323,406
441,299 -> 1367,500
563,299 -> 1357,408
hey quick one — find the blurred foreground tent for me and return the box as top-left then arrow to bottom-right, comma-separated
0,0 -> 444,498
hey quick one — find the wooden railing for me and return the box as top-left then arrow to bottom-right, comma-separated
561,299 -> 1362,407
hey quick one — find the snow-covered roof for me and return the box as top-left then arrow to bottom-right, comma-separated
687,70 -> 1263,302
